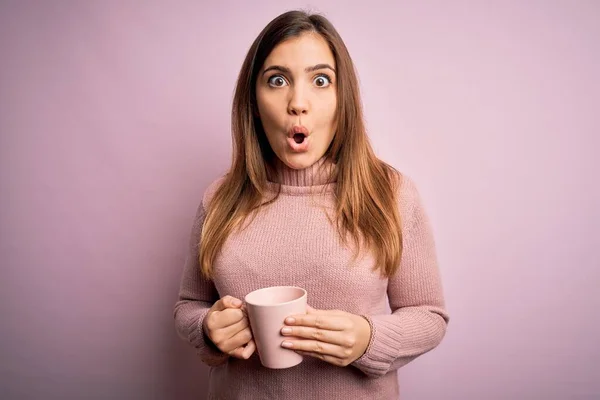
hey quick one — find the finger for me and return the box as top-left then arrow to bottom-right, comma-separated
281,339 -> 346,360
281,326 -> 352,347
207,314 -> 247,347
285,314 -> 347,331
295,350 -> 349,367
213,295 -> 243,312
216,315 -> 249,340
241,339 -> 256,359
228,338 -> 256,360
222,327 -> 253,353
228,346 -> 246,359
212,307 -> 245,329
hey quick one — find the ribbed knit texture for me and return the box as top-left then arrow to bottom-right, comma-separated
174,158 -> 449,400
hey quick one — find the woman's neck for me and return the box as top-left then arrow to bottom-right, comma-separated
267,156 -> 337,187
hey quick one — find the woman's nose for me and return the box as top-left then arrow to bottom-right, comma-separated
288,88 -> 309,115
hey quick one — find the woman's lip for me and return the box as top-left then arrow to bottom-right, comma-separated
288,125 -> 309,137
287,135 -> 310,152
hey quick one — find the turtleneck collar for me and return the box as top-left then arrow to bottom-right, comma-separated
266,156 -> 337,189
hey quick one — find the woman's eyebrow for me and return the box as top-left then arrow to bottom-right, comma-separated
262,63 -> 336,76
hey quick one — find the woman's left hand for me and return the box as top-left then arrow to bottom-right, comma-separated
280,305 -> 372,367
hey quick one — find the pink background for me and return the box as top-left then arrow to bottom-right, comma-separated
1,1 -> 598,399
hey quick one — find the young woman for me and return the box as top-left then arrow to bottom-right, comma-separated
174,10 -> 449,399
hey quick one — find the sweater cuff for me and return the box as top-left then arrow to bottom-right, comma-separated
352,310 -> 446,377
351,314 -> 386,377
188,308 -> 229,366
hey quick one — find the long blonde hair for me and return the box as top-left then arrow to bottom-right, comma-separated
200,10 -> 402,279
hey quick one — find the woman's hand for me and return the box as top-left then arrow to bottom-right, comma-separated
280,305 -> 372,367
203,295 -> 256,360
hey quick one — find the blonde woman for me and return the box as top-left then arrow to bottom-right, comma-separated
174,10 -> 449,399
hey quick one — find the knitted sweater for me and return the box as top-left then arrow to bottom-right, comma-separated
174,158 -> 449,400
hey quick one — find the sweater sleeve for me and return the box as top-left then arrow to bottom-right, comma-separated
352,177 -> 449,378
173,198 -> 229,367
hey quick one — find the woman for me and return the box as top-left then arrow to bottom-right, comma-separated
174,10 -> 449,399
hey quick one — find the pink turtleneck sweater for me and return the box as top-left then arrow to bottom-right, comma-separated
174,159 -> 449,399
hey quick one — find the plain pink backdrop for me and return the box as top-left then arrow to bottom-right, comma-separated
1,1 -> 598,399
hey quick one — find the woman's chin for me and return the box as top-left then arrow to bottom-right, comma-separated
281,152 -> 319,170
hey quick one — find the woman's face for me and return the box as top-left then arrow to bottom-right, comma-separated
255,32 -> 337,170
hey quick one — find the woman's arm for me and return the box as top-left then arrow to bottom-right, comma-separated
351,177 -> 450,378
173,200 -> 229,367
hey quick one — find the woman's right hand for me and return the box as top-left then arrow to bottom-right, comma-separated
203,295 -> 256,359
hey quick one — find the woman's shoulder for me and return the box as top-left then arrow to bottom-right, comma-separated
200,175 -> 228,210
389,168 -> 424,217
397,171 -> 420,200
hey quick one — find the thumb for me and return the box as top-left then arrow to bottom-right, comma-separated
214,295 -> 243,311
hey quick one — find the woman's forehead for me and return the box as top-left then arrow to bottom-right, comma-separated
262,33 -> 336,71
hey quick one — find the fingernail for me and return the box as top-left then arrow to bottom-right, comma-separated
233,299 -> 242,307
281,327 -> 292,334
281,341 -> 293,348
285,317 -> 295,324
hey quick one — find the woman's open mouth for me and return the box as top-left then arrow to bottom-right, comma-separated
287,126 -> 310,152
293,133 -> 306,144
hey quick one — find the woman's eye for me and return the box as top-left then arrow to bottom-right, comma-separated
314,75 -> 332,87
268,75 -> 287,87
